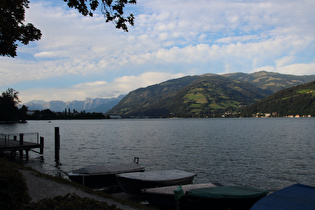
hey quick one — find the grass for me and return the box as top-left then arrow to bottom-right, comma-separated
297,89 -> 315,95
189,104 -> 201,108
185,93 -> 208,104
209,103 -> 222,109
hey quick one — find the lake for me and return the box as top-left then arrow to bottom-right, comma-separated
1,118 -> 314,192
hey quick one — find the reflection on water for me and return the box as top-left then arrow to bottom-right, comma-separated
1,118 -> 314,191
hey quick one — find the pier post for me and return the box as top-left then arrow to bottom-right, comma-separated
19,133 -> 24,145
19,133 -> 24,159
25,150 -> 29,160
11,150 -> 16,158
55,127 -> 60,162
40,137 -> 44,155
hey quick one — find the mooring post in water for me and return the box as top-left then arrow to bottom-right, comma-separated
19,133 -> 24,145
40,137 -> 44,155
55,127 -> 60,162
19,133 -> 24,159
25,150 -> 29,160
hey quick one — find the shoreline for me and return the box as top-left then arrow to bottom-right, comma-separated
0,158 -> 152,209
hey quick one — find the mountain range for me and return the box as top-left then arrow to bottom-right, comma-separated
25,71 -> 315,117
25,95 -> 125,113
107,71 -> 315,118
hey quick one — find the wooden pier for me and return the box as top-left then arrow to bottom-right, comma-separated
0,133 -> 44,160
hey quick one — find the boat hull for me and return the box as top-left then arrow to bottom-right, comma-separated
116,170 -> 196,194
143,183 -> 218,209
68,162 -> 145,188
251,183 -> 315,210
68,173 -> 118,188
180,185 -> 269,210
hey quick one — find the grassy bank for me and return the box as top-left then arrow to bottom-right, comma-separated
0,158 -> 134,210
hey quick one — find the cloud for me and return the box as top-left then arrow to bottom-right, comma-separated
254,62 -> 315,76
277,63 -> 315,75
34,51 -> 65,58
276,56 -> 295,68
1,0 -> 314,103
19,72 -> 185,103
73,81 -> 107,88
20,0 -> 315,74
215,35 -> 261,44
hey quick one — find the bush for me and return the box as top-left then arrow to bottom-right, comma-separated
0,158 -> 30,209
24,193 -> 121,210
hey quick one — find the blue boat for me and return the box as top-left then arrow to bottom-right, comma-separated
251,183 -> 315,210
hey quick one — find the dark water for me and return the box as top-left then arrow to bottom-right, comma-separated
1,118 -> 314,192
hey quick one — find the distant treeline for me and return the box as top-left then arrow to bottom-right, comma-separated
0,87 -> 111,122
27,109 -> 111,120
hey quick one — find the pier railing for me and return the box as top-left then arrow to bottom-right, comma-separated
0,132 -> 40,145
0,132 -> 44,159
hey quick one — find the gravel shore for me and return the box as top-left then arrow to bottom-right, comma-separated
20,169 -> 144,210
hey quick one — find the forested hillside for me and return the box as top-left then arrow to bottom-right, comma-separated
108,75 -> 268,117
241,80 -> 315,117
107,76 -> 199,117
107,71 -> 315,118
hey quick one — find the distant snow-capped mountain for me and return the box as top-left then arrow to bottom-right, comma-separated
24,95 -> 125,113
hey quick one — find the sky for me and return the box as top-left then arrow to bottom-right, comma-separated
1,0 -> 315,104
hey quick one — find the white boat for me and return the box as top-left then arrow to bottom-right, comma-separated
116,169 -> 196,194
68,158 -> 144,188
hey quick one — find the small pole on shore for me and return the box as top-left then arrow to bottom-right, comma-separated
55,127 -> 60,163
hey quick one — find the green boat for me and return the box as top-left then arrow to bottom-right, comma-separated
142,183 -> 218,209
180,185 -> 269,210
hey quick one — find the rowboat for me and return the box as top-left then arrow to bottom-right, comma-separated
68,159 -> 145,188
181,185 -> 269,209
142,183 -> 218,209
251,183 -> 315,210
116,169 -> 196,194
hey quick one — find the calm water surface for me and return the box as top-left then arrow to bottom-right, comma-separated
1,118 -> 314,192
